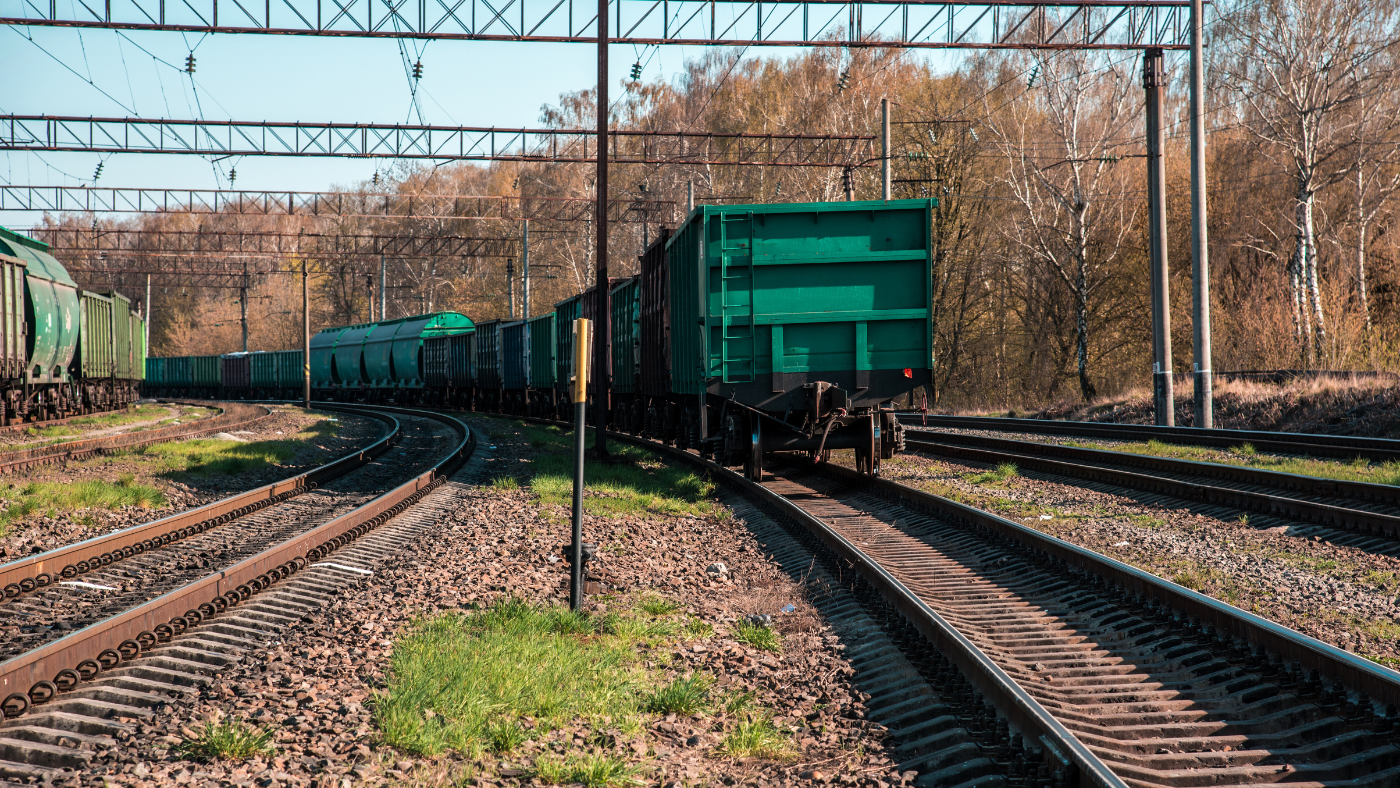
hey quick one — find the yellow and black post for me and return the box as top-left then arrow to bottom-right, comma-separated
570,318 -> 591,610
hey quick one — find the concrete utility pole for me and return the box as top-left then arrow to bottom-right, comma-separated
507,258 -> 516,319
379,254 -> 387,322
302,260 -> 311,408
687,181 -> 694,214
240,261 -> 249,353
523,220 -> 530,381
594,0 -> 611,456
1190,0 -> 1213,428
366,275 -> 374,322
881,97 -> 892,201
144,274 -> 151,353
1144,48 -> 1173,427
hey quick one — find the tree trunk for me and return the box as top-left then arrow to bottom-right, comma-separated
1356,168 -> 1373,343
1302,192 -> 1326,361
1074,226 -> 1096,402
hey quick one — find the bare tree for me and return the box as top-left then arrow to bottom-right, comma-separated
1217,0 -> 1400,361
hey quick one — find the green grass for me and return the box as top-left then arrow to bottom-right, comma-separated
683,619 -> 715,640
718,714 -> 792,760
0,474 -> 166,536
490,475 -> 521,491
966,462 -> 1018,486
636,596 -> 682,616
731,619 -> 781,652
375,598 -> 650,758
125,416 -> 336,478
1060,438 -> 1400,486
532,753 -> 641,786
176,718 -> 274,762
21,404 -> 176,439
501,420 -> 715,520
641,674 -> 712,715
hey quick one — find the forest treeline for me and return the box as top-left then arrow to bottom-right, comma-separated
39,0 -> 1400,411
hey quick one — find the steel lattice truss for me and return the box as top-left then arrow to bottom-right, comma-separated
0,116 -> 875,166
1,186 -> 674,222
0,0 -> 1192,49
30,228 -> 523,259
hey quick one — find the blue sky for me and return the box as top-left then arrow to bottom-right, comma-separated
1,24 -> 967,230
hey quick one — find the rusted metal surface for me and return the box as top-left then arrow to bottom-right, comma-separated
0,400 -> 270,475
905,434 -> 1400,537
0,405 -> 470,720
0,405 -> 394,598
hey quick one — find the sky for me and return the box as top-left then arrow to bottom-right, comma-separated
2,24 -> 828,230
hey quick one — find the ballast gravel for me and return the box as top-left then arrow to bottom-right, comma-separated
883,449 -> 1400,666
72,417 -> 905,788
0,406 -> 383,563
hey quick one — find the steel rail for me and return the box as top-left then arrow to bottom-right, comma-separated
525,418 -> 1125,788
0,401 -> 269,476
904,432 -> 1400,538
0,404 -> 395,599
899,414 -> 1400,462
823,460 -> 1400,715
0,404 -> 472,720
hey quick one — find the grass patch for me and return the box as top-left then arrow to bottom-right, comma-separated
490,476 -> 520,491
501,420 -> 715,520
637,596 -> 682,616
532,753 -> 640,786
0,474 -> 166,535
965,462 -> 1018,486
125,416 -> 336,478
641,674 -> 711,715
176,718 -> 274,762
683,619 -> 715,640
20,404 -> 175,439
1059,438 -> 1400,486
718,713 -> 792,760
731,619 -> 781,652
376,598 -> 652,758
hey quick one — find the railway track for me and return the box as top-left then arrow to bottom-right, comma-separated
0,405 -> 474,781
593,427 -> 1400,787
0,401 -> 270,476
898,414 -> 1400,464
899,428 -> 1400,554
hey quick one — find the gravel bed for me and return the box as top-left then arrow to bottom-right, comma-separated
0,406 -> 384,563
0,414 -> 458,658
78,417 -> 907,788
0,403 -> 216,448
879,449 -> 1400,666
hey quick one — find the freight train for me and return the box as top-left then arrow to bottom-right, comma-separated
0,227 -> 147,424
145,199 -> 936,478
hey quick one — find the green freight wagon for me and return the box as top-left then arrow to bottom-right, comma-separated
77,291 -> 115,380
311,325 -> 350,390
250,351 -> 278,390
192,355 -> 221,392
273,350 -> 303,393
110,291 -> 133,379
393,312 -> 473,388
666,199 -> 935,478
146,357 -> 164,390
610,277 -> 640,396
332,323 -> 378,389
527,313 -> 556,416
166,356 -> 193,389
554,294 -> 583,403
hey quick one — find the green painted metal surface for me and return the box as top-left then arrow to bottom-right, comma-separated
251,352 -> 277,388
192,355 -> 220,386
667,199 -> 935,393
361,319 -> 407,387
310,326 -> 348,388
391,312 -> 473,387
0,254 -> 25,380
331,323 -> 377,388
610,277 -> 639,396
109,292 -> 133,379
78,291 -> 115,378
273,349 -> 303,389
527,313 -> 555,389
0,229 -> 80,384
554,294 -> 582,396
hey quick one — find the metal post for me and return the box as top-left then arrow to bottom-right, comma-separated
144,274 -> 151,352
881,97 -> 891,201
844,167 -> 855,201
507,258 -> 516,319
240,284 -> 248,352
1190,0 -> 1212,428
366,275 -> 374,322
522,221 -> 530,324
570,317 -> 591,611
594,0 -> 611,456
1144,48 -> 1173,427
379,254 -> 387,322
687,181 -> 694,213
303,261 -> 311,408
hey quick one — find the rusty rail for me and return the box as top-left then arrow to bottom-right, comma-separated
0,400 -> 271,475
0,405 -> 396,599
0,404 -> 471,720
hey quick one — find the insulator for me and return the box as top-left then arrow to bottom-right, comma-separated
184,53 -> 196,73
92,161 -> 103,182
630,61 -> 643,80
372,171 -> 380,186
412,60 -> 423,79
228,167 -> 236,184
